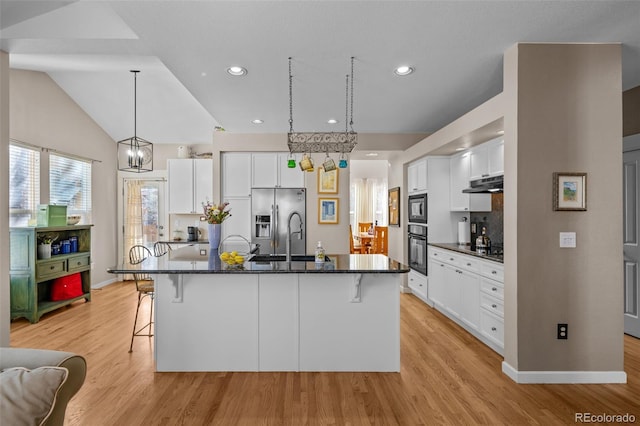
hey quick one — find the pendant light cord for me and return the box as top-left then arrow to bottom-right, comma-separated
288,58 -> 294,133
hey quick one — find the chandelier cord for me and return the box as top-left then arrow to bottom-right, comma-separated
288,57 -> 294,133
345,74 -> 349,134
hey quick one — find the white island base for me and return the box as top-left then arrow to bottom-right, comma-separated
155,273 -> 400,372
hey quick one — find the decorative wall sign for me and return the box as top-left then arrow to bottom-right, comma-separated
318,198 -> 339,224
553,172 -> 587,211
388,187 -> 400,226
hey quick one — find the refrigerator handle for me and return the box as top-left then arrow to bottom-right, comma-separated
274,204 -> 279,249
270,204 -> 275,248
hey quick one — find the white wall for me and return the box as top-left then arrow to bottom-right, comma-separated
10,70 -> 118,287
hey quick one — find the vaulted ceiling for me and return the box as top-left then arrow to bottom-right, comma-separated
2,1 -> 639,146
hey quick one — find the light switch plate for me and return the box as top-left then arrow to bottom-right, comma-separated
559,232 -> 576,248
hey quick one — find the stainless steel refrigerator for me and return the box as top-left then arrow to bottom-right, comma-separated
251,188 -> 306,255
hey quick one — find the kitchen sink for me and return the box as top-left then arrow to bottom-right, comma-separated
248,254 -> 330,263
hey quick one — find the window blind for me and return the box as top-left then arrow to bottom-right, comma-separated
50,153 -> 92,223
9,144 -> 40,226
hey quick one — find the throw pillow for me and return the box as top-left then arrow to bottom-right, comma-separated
0,366 -> 68,426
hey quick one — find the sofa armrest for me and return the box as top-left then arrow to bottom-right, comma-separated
1,348 -> 87,426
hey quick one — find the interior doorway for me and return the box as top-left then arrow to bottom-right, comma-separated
623,147 -> 640,338
349,160 -> 389,234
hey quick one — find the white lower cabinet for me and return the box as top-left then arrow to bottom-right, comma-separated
408,270 -> 429,304
428,246 -> 504,355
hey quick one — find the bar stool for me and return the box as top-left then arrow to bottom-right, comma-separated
128,245 -> 154,352
153,241 -> 172,257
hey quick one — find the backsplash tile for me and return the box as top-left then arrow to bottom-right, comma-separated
470,193 -> 503,245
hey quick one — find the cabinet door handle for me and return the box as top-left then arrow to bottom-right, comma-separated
492,304 -> 497,308
482,174 -> 490,177
77,261 -> 82,266
449,257 -> 454,261
50,266 -> 55,270
492,287 -> 497,292
491,327 -> 497,331
492,270 -> 497,275
466,262 -> 471,266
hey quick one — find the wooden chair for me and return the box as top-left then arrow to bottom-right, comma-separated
371,226 -> 389,255
128,245 -> 154,352
358,222 -> 373,253
153,241 -> 172,257
349,225 -> 362,254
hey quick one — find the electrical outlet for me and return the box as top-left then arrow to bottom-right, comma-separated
557,323 -> 568,339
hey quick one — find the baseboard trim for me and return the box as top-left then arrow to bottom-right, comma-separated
502,361 -> 627,384
91,278 -> 117,289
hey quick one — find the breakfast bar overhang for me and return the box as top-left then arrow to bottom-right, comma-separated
108,245 -> 409,372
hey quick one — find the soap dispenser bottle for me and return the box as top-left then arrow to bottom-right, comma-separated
315,241 -> 325,263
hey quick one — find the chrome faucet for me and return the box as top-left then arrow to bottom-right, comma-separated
286,211 -> 303,262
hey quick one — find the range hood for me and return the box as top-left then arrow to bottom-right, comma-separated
462,175 -> 503,193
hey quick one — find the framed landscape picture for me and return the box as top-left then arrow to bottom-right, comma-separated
388,187 -> 400,226
318,166 -> 339,194
553,172 -> 587,211
318,198 -> 339,224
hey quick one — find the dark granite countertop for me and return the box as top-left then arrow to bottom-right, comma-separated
429,242 -> 504,264
108,245 -> 410,274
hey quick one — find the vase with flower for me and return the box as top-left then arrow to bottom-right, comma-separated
202,200 -> 232,250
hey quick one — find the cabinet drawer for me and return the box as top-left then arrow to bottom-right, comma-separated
480,278 -> 504,300
36,260 -> 66,280
480,262 -> 503,281
458,255 -> 481,273
480,293 -> 504,317
68,254 -> 91,272
480,310 -> 504,347
429,248 -> 447,261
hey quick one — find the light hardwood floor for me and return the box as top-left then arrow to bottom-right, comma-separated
10,281 -> 640,425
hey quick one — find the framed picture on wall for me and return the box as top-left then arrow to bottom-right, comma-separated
318,198 -> 339,224
388,187 -> 400,227
318,166 -> 339,194
553,172 -> 587,211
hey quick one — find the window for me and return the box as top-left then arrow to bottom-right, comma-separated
350,177 -> 388,232
9,144 -> 40,226
50,154 -> 92,223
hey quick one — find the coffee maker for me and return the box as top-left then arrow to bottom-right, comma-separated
187,226 -> 200,242
470,221 -> 486,251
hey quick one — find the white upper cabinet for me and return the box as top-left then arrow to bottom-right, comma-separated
251,153 -> 304,188
252,153 -> 278,187
487,138 -> 504,176
168,159 -> 213,214
222,153 -> 252,197
407,159 -> 428,194
469,138 -> 504,181
277,153 -> 305,188
450,152 -> 491,212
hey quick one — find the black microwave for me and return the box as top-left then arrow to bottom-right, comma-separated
408,193 -> 427,224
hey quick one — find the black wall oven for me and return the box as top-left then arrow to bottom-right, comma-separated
408,193 -> 427,224
408,224 -> 428,275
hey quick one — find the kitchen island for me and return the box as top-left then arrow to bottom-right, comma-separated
108,245 -> 409,372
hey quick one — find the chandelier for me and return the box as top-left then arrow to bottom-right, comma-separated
117,70 -> 153,173
287,57 -> 357,168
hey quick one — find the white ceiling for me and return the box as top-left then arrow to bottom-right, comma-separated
2,1 -> 640,146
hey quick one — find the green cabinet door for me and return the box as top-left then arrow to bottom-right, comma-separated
10,273 -> 35,322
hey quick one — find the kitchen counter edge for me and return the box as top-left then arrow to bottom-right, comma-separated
428,243 -> 504,264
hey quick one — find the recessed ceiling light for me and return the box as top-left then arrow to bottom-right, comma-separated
327,119 -> 338,124
201,72 -> 207,77
251,119 -> 264,124
455,147 -> 465,151
394,65 -> 414,76
366,152 -> 379,157
227,66 -> 247,76
497,130 -> 505,135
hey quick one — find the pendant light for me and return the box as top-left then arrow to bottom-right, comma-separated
117,70 -> 153,173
